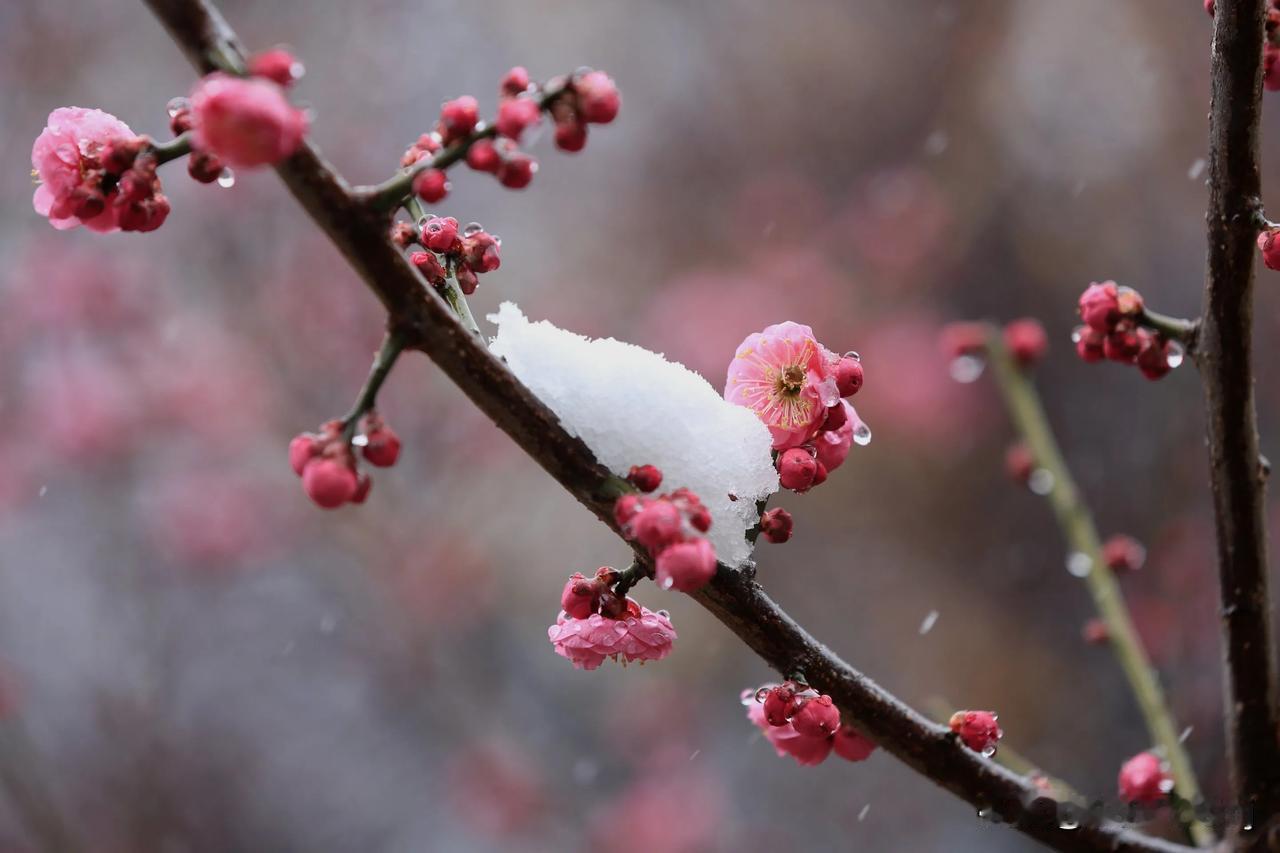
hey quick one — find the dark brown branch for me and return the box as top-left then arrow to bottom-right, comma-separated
1203,0 -> 1280,843
141,1 -> 1195,850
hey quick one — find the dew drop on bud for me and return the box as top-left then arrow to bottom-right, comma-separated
289,61 -> 306,80
351,433 -> 369,447
216,169 -> 236,189
1166,341 -> 1185,369
981,746 -> 997,758
844,351 -> 861,362
1059,817 -> 1080,831
166,96 -> 189,117
977,807 -> 995,822
661,577 -> 674,590
1028,469 -> 1054,495
463,222 -> 484,236
1070,326 -> 1085,344
949,354 -> 985,383
657,609 -> 669,619
853,423 -> 872,447
1066,552 -> 1093,578
754,687 -> 771,703
1158,778 -> 1175,794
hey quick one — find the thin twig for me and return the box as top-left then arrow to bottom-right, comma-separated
339,331 -> 405,444
1202,0 -> 1280,842
985,330 -> 1212,848
140,1 -> 1198,849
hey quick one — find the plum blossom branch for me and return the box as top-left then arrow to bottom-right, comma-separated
140,1 -> 1194,850
403,197 -> 480,336
148,130 -> 194,165
339,331 -> 405,444
1202,0 -> 1280,840
984,328 -> 1212,848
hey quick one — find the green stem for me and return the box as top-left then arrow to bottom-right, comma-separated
340,331 -> 405,444
985,328 -> 1213,848
1139,309 -> 1199,350
148,132 -> 194,166
403,197 -> 481,336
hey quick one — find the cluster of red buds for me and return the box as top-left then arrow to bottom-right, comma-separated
614,470 -> 718,593
1073,282 -> 1181,381
940,317 -> 1048,378
76,136 -> 171,233
550,566 -> 677,669
758,507 -> 794,544
393,214 -> 501,295
745,681 -> 877,766
948,710 -> 1003,756
1118,751 -> 1173,805
404,66 -> 620,202
1206,1 -> 1280,90
561,566 -> 638,620
288,412 -> 401,509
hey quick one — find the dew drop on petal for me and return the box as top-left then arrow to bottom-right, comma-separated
216,169 -> 236,189
1028,469 -> 1054,495
464,221 -> 484,236
166,97 -> 189,118
949,355 -> 985,383
1066,552 -> 1093,578
853,421 -> 872,447
845,351 -> 861,362
1166,341 -> 1185,369
754,687 -> 771,703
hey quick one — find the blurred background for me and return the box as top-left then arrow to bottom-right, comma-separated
0,0 -> 1270,849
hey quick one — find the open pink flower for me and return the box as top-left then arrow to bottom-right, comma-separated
548,604 -> 676,670
744,689 -> 834,766
725,322 -> 839,450
189,73 -> 307,168
31,107 -> 134,232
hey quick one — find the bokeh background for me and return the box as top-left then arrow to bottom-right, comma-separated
0,0 -> 1273,850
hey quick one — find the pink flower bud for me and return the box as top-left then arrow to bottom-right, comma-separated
1004,442 -> 1034,485
762,683 -> 799,726
654,538 -> 717,592
626,464 -> 663,493
390,220 -> 416,249
1079,281 -> 1121,332
362,425 -> 401,468
791,694 -> 841,738
1102,534 -> 1146,573
496,98 -> 542,141
834,725 -> 877,762
1003,318 -> 1048,367
466,139 -> 501,173
187,150 -> 225,183
1104,327 -> 1142,363
497,153 -> 536,189
438,95 -> 479,143
421,215 -> 459,252
614,494 -> 644,528
1082,618 -> 1110,645
1074,326 -> 1106,363
455,263 -> 479,295
302,457 -> 358,509
630,500 -> 684,551
778,448 -> 818,492
500,66 -> 531,98
669,488 -> 712,532
1259,228 -> 1280,270
101,136 -> 147,174
1135,332 -> 1173,381
1118,752 -> 1171,805
560,571 -> 603,619
554,119 -> 588,152
938,321 -> 988,359
576,71 -> 621,124
289,433 -> 320,475
413,168 -> 449,203
948,710 -> 1002,754
462,231 -> 501,272
823,402 -> 847,431
834,356 -> 863,397
410,251 -> 446,286
759,507 -> 794,543
189,72 -> 307,168
248,48 -> 303,87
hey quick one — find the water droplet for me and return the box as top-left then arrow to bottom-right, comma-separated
858,804 -> 871,821
981,746 -> 997,758
1059,817 -> 1080,830
853,423 -> 872,446
1158,778 -> 1175,793
845,351 -> 861,362
1070,326 -> 1086,343
919,610 -> 939,635
1244,822 -> 1254,832
216,169 -> 236,188
1188,158 -> 1206,180
1066,552 -> 1093,578
977,807 -> 995,821
754,687 -> 771,703
351,433 -> 369,447
661,577 -> 674,590
1028,469 -> 1055,495
656,610 -> 669,619
949,354 -> 985,383
166,97 -> 189,118
464,222 -> 484,236
289,61 -> 306,80
1166,341 -> 1185,369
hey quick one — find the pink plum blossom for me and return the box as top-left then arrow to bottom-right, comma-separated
548,604 -> 676,670
189,73 -> 307,168
31,107 -> 135,232
725,321 -> 839,450
744,689 -> 834,766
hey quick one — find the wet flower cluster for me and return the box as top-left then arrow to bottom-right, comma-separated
288,411 -> 401,509
614,480 -> 718,593
393,215 -> 501,296
1073,282 -> 1182,381
743,682 -> 877,767
724,321 -> 868,494
403,66 -> 621,202
549,567 -> 676,670
32,49 -> 308,234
